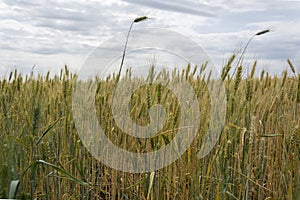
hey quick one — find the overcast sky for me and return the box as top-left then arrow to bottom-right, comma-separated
0,0 -> 299,77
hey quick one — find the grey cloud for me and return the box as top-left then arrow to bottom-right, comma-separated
1,0 -> 125,33
0,0 -> 132,56
122,0 -> 215,17
2,0 -> 39,7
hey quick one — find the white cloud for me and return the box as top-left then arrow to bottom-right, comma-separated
0,0 -> 299,76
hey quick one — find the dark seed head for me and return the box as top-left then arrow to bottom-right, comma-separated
255,29 -> 270,36
134,16 -> 148,23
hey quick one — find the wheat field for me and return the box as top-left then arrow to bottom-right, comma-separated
0,58 -> 299,199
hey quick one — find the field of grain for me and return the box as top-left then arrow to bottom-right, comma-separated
0,59 -> 299,199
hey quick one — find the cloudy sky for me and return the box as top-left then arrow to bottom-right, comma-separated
0,0 -> 299,77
